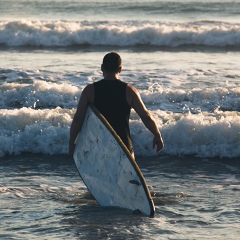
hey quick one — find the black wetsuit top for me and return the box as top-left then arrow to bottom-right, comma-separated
94,79 -> 133,153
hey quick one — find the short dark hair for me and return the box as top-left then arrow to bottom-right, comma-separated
102,52 -> 122,73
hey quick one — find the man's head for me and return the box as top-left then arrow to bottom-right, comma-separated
102,52 -> 122,73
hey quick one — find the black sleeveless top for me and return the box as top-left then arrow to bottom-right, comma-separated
94,79 -> 133,153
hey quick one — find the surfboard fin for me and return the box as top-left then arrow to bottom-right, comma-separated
129,180 -> 141,186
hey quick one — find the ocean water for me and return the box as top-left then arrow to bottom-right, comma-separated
0,0 -> 240,239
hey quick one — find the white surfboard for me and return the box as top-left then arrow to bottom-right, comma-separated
73,105 -> 155,217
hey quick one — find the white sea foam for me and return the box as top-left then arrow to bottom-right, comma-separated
0,107 -> 72,156
0,49 -> 239,158
1,69 -> 239,112
0,79 -> 80,109
0,20 -> 240,47
131,109 -> 240,158
0,106 -> 239,158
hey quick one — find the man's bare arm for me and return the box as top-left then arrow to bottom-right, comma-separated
69,84 -> 94,156
126,84 -> 164,153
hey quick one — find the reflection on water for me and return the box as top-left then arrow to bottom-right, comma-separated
0,154 -> 239,239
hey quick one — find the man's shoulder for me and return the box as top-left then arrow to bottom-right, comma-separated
125,83 -> 141,107
84,83 -> 94,92
126,83 -> 138,95
82,83 -> 94,103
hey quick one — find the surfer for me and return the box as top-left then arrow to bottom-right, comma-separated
69,52 -> 164,156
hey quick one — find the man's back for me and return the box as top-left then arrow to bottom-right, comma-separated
94,79 -> 132,152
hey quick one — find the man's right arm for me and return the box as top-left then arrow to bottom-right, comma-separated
69,84 -> 94,156
126,84 -> 164,153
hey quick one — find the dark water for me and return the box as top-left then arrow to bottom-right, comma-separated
1,154 -> 239,239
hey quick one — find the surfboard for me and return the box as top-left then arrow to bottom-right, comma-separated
73,104 -> 155,217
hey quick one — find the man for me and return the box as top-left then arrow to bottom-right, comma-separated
69,52 -> 164,156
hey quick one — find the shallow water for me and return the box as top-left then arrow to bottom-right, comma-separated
1,154 -> 239,239
1,0 -> 240,239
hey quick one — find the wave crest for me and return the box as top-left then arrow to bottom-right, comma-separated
1,20 -> 240,47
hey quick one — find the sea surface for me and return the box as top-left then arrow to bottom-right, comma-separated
0,0 -> 239,239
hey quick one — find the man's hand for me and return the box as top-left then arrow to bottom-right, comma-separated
152,134 -> 164,154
